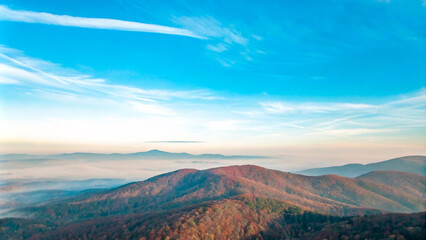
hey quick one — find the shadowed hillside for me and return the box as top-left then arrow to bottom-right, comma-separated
357,171 -> 426,199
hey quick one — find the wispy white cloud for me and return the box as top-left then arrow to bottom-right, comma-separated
260,102 -> 294,113
0,5 -> 260,67
251,34 -> 263,41
260,101 -> 376,114
173,16 -> 261,66
0,61 -> 65,86
174,16 -> 248,45
206,43 -> 228,53
255,90 -> 426,141
0,5 -> 203,39
216,58 -> 236,68
385,91 -> 426,106
304,128 -> 395,137
0,48 -> 217,104
314,114 -> 364,128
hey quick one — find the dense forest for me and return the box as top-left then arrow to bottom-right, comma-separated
1,197 -> 424,239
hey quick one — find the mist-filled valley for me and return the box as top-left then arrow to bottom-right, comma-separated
1,154 -> 425,239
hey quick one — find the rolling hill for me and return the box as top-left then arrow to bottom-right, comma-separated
297,155 -> 426,177
16,165 -> 424,223
2,164 -> 425,239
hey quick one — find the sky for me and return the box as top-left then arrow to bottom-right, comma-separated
0,0 -> 425,169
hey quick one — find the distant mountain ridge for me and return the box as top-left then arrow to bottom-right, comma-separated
297,156 -> 426,177
0,149 -> 268,161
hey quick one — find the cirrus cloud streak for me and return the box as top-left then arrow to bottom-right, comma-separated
0,5 -> 203,39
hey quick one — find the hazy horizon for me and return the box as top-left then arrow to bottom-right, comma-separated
1,149 -> 424,181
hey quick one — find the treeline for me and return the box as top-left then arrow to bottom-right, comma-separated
2,197 -> 423,240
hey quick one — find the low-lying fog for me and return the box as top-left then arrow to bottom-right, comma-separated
0,152 -> 296,216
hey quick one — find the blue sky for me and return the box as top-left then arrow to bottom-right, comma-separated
0,0 -> 425,166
